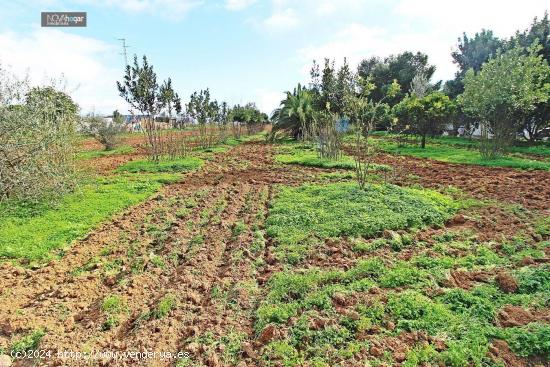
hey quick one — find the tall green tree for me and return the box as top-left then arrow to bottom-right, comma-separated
271,84 -> 316,139
460,45 -> 550,158
357,51 -> 437,106
158,78 -> 182,126
444,30 -> 503,98
508,12 -> 550,140
117,55 -> 163,161
393,92 -> 455,148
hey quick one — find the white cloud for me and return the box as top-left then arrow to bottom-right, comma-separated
0,28 -> 125,114
297,0 -> 548,84
263,7 -> 299,31
394,0 -> 547,36
254,88 -> 284,115
225,0 -> 256,11
297,22 -> 453,81
313,0 -> 370,16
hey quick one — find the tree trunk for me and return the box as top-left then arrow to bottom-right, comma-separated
421,134 -> 426,148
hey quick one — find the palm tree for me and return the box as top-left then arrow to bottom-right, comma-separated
271,84 -> 316,140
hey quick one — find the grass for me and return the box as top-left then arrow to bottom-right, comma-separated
0,173 -> 180,261
10,329 -> 45,353
357,133 -> 550,170
116,156 -> 203,173
367,132 -> 550,156
266,182 -> 458,264
77,145 -> 135,160
255,229 -> 550,366
377,140 -> 550,170
275,142 -> 390,171
101,294 -> 127,330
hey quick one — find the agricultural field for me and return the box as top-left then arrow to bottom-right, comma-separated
2,4 -> 550,367
1,131 -> 549,367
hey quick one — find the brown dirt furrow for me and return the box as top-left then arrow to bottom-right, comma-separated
372,153 -> 550,211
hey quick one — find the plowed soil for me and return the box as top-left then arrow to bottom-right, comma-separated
0,141 -> 548,366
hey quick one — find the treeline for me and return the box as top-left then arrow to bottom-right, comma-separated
272,12 -> 550,159
117,55 -> 268,161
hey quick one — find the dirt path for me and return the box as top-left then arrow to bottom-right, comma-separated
1,142 -> 548,366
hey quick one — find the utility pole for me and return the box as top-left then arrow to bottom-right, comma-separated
118,38 -> 130,67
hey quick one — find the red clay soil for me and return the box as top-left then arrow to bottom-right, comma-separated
0,142 -> 313,367
497,305 -> 550,327
488,339 -> 530,367
1,141 -> 549,367
373,153 -> 550,211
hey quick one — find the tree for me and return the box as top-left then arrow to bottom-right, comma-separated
117,55 -> 162,161
1,68 -> 78,202
335,58 -> 355,114
357,51 -> 437,107
508,12 -> 550,140
81,112 -> 125,150
410,72 -> 430,98
187,89 -> 217,147
509,12 -> 550,63
271,84 -> 316,140
345,78 -> 400,189
444,30 -> 503,98
158,78 -> 181,127
393,92 -> 455,148
460,45 -> 550,158
26,86 -> 79,125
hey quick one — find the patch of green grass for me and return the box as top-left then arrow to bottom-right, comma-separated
275,142 -> 390,171
365,132 -> 550,157
77,145 -> 135,160
376,139 -> 550,171
101,294 -> 127,330
496,323 -> 550,357
535,216 -> 550,237
152,294 -> 177,319
117,156 -> 203,173
0,173 -> 180,261
266,182 -> 457,263
276,146 -> 356,169
10,329 -> 45,353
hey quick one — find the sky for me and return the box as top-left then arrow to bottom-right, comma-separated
0,0 -> 548,115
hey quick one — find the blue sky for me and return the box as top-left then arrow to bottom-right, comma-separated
0,0 -> 548,115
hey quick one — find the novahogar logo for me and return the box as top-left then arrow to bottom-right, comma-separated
41,12 -> 87,27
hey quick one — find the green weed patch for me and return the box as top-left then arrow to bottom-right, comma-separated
266,182 -> 457,263
0,173 -> 180,261
116,156 -> 203,173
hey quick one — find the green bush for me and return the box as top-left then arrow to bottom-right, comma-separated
439,288 -> 495,323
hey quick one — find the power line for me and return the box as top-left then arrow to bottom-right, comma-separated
117,38 -> 130,67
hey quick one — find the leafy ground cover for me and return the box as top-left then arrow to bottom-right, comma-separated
368,132 -> 550,157
0,141 -> 548,367
257,220 -> 550,366
0,173 -> 180,261
379,142 -> 550,170
275,142 -> 391,171
116,156 -> 203,173
266,182 -> 458,264
355,133 -> 550,170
